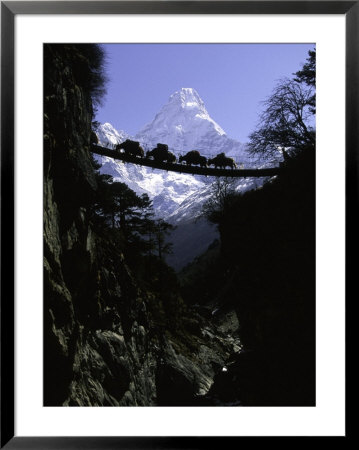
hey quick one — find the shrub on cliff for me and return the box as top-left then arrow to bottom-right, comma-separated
44,44 -> 107,109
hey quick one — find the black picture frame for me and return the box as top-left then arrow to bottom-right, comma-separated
1,1 -> 354,447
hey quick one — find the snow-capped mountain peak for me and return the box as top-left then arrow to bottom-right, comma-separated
94,88 -> 266,268
135,88 -> 227,152
169,88 -> 207,113
96,122 -> 130,147
94,88 -> 254,214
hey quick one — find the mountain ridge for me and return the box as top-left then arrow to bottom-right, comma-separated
94,88 -> 268,268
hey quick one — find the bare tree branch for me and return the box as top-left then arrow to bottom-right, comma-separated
248,78 -> 315,159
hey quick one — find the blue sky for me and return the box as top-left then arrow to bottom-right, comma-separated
95,43 -> 315,142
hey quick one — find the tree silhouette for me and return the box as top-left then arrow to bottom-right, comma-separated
294,48 -> 316,114
248,49 -> 316,160
202,178 -> 236,224
294,49 -> 316,86
147,219 -> 175,260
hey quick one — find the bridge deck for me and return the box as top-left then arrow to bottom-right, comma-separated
91,145 -> 282,178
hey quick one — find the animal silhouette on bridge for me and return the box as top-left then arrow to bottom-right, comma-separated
116,139 -> 145,158
146,143 -> 177,164
179,150 -> 207,168
208,153 -> 237,169
91,138 -> 283,178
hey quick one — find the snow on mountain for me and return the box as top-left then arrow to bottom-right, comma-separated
135,88 -> 250,163
94,88 -> 269,268
93,161 -> 206,218
96,122 -> 130,148
94,136 -> 206,216
94,88 -> 257,215
136,88 -> 224,148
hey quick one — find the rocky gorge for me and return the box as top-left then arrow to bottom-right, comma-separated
43,44 -> 242,407
44,44 -> 315,408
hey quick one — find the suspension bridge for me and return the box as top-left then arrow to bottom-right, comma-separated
91,145 -> 283,178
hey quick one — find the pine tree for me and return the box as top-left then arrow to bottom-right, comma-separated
294,48 -> 316,113
294,49 -> 316,87
148,219 -> 175,260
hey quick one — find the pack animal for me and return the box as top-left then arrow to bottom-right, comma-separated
166,151 -> 177,163
208,153 -> 237,169
198,155 -> 208,168
116,139 -> 144,157
146,143 -> 176,163
179,150 -> 206,167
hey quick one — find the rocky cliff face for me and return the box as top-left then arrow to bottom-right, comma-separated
43,44 -> 240,406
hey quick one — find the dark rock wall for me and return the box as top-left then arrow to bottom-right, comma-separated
43,44 -> 239,407
43,44 -> 158,406
214,152 -> 316,406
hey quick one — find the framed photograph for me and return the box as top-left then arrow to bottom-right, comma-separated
1,1 -> 354,447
